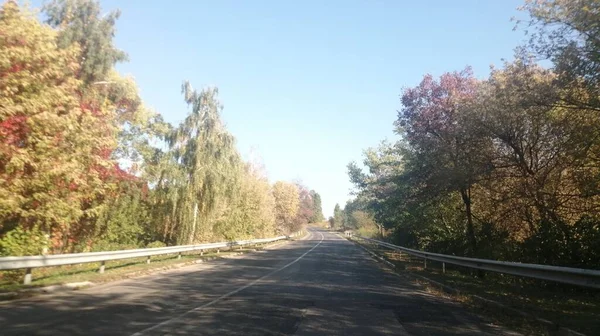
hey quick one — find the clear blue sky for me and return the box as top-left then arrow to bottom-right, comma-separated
35,0 -> 528,217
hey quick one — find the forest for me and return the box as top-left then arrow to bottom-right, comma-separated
0,0 -> 324,256
341,0 -> 600,269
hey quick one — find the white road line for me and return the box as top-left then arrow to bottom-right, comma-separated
130,230 -> 325,336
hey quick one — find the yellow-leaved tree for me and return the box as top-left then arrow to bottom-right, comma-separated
0,1 -> 116,253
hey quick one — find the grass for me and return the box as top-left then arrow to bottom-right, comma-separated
0,243 -> 281,295
355,239 -> 600,336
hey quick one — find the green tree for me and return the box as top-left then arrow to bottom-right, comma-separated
168,83 -> 242,244
333,203 -> 344,229
43,0 -> 128,86
309,190 -> 324,222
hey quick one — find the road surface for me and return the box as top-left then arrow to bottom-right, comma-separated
0,228 -> 518,335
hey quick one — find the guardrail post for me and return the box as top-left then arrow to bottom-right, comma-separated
200,249 -> 204,256
442,262 -> 446,274
424,258 -> 427,270
99,261 -> 105,274
217,249 -> 220,254
23,268 -> 32,285
177,252 -> 182,260
146,256 -> 151,264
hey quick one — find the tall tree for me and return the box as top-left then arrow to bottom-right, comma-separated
333,203 -> 344,229
469,60 -> 600,255
0,1 -> 116,252
397,68 -> 488,256
309,190 -> 324,222
43,0 -> 128,86
273,181 -> 299,234
293,183 -> 314,226
520,0 -> 600,112
168,83 -> 241,244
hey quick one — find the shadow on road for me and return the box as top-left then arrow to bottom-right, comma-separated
0,233 -> 518,335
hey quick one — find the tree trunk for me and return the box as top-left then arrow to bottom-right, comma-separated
460,186 -> 483,277
190,202 -> 198,244
460,187 -> 477,256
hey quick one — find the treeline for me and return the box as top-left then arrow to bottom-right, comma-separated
345,0 -> 600,269
0,0 -> 324,256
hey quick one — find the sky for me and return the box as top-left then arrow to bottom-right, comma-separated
34,0 -> 528,217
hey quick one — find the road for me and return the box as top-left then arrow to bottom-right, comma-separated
0,228 -> 518,335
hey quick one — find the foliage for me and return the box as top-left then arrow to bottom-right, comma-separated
43,0 -> 128,86
273,181 -> 300,234
293,183 -> 314,227
349,57 -> 600,267
0,0 -> 324,256
146,241 -> 166,249
0,225 -> 49,256
332,203 -> 344,229
0,1 -> 116,252
520,0 -> 600,110
309,190 -> 324,222
347,4 -> 600,268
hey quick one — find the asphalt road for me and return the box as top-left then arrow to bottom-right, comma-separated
0,228 -> 519,335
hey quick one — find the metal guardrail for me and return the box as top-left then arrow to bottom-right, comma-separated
0,232 -> 302,285
353,235 -> 600,289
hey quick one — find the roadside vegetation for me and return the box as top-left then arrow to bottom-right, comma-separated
334,1 -> 600,332
0,0 -> 324,284
340,0 -> 600,272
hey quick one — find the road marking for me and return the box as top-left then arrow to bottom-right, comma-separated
130,230 -> 325,336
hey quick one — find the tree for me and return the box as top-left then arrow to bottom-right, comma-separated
273,181 -> 300,234
215,161 -> 276,240
309,190 -> 324,222
293,183 -> 314,226
519,0 -> 600,114
468,60 -> 600,263
43,0 -> 128,86
396,68 -> 488,256
333,203 -> 344,229
328,216 -> 335,228
166,83 -> 241,244
0,1 -> 116,252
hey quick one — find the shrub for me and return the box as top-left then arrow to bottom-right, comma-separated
0,226 -> 50,256
146,241 -> 166,249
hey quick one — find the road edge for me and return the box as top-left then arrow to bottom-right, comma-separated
345,236 -> 587,336
0,231 -> 311,304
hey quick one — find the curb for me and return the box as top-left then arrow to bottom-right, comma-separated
349,238 -> 587,336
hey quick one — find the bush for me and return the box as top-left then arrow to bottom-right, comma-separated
0,226 -> 50,284
0,226 -> 49,256
146,241 -> 166,248
90,241 -> 140,252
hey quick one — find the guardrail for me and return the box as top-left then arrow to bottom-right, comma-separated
353,235 -> 600,289
0,232 -> 302,285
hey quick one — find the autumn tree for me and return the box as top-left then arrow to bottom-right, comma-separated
292,182 -> 314,226
0,1 -> 116,252
273,181 -> 300,234
468,60 -> 600,264
396,68 -> 489,256
520,0 -> 600,97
